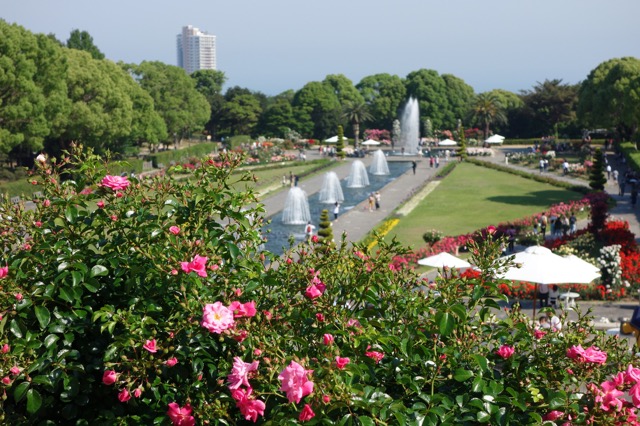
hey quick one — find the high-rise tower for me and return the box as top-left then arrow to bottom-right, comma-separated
176,25 -> 216,74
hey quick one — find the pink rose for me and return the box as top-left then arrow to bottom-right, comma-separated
543,410 -> 564,421
1,344 -> 9,354
227,357 -> 259,390
534,329 -> 546,339
115,192 -> 124,198
181,255 -> 208,277
167,402 -> 195,426
15,293 -> 23,301
315,313 -> 325,322
365,351 -> 384,363
118,388 -> 131,402
299,403 -> 315,422
133,387 -> 143,398
43,199 -> 51,207
102,370 -> 117,385
143,339 -> 158,353
323,334 -> 334,346
496,345 -> 515,359
305,285 -> 322,299
2,376 -> 11,385
97,201 -> 105,208
229,301 -> 257,318
630,383 -> 640,407
231,388 -> 266,423
0,266 -> 7,279
626,364 -> 640,383
34,221 -> 42,228
335,356 -> 350,370
582,346 -> 607,364
165,357 -> 178,367
10,366 -> 21,376
278,360 -> 314,403
202,302 -> 235,334
169,226 -> 180,235
322,394 -> 331,404
101,175 -> 130,191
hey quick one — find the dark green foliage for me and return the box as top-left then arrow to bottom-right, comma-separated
66,29 -> 104,60
317,209 -> 334,242
457,125 -> 467,160
589,149 -> 607,191
336,125 -> 346,159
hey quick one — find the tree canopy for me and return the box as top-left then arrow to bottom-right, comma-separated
66,29 -> 105,60
356,73 -> 406,131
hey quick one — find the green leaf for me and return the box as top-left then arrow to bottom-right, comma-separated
58,286 -> 74,304
437,312 -> 455,336
65,206 -> 78,224
44,334 -> 60,349
14,381 -> 30,403
57,262 -> 69,272
34,306 -> 51,329
358,416 -> 375,426
476,411 -> 490,423
27,389 -> 43,414
90,265 -> 108,278
454,368 -> 474,382
227,243 -> 240,259
71,271 -> 84,287
9,319 -> 23,338
472,354 -> 489,372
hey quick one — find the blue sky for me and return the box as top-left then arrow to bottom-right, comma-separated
3,0 -> 640,96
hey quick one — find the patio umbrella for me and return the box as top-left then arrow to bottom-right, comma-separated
361,139 -> 381,146
498,246 -> 600,317
418,252 -> 471,269
438,139 -> 457,146
485,134 -> 505,144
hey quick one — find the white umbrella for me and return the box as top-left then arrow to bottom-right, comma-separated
485,134 -> 505,144
438,139 -> 457,146
500,246 -> 599,284
361,139 -> 381,146
324,136 -> 343,143
418,252 -> 471,269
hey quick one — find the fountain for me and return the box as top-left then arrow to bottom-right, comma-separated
346,160 -> 369,188
369,149 -> 390,175
282,187 -> 311,224
318,171 -> 344,204
398,97 -> 420,155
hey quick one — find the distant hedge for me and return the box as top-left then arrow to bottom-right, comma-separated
620,141 -> 640,172
147,142 -> 218,167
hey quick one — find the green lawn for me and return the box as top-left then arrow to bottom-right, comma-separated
386,162 -> 585,249
230,160 -> 333,195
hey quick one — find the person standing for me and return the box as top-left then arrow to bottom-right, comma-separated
374,191 -> 381,210
435,157 -> 440,168
539,158 -> 545,173
333,202 -> 340,220
305,221 -> 316,241
540,213 -> 548,237
429,157 -> 434,168
368,194 -> 375,212
412,161 -> 417,174
538,283 -> 549,308
569,213 -> 577,234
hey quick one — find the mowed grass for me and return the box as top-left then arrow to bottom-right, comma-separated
230,160 -> 332,194
385,162 -> 585,249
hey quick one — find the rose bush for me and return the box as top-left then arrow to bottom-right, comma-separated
0,146 -> 637,424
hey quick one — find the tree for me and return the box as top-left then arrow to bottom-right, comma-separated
257,97 -> 295,138
336,125 -> 346,159
317,209 -> 334,243
220,92 -> 262,136
423,118 -> 433,140
131,61 -> 211,145
0,20 -> 70,164
292,81 -> 341,138
342,100 -> 372,148
442,74 -> 475,129
356,73 -> 406,130
323,74 -> 363,108
66,29 -> 104,60
521,79 -> 578,136
457,125 -> 467,160
405,69 -> 450,130
467,92 -> 508,139
578,57 -> 640,142
191,70 -> 227,139
54,49 -> 135,154
589,148 -> 607,191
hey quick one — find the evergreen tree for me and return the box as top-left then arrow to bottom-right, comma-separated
589,148 -> 607,191
456,124 -> 467,160
317,209 -> 334,243
336,125 -> 346,159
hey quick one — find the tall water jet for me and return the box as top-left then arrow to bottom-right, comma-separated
282,187 -> 311,224
318,171 -> 344,204
347,160 -> 369,188
398,97 -> 420,154
369,149 -> 390,175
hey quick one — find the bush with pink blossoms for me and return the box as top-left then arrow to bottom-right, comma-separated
0,146 -> 636,425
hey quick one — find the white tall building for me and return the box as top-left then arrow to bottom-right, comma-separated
176,25 -> 217,74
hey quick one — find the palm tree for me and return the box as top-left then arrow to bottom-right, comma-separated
342,100 -> 372,148
468,93 -> 507,140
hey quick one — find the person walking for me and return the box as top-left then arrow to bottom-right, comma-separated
540,213 -> 548,237
411,161 -> 417,174
305,221 -> 316,241
333,202 -> 340,220
368,194 -> 375,212
374,191 -> 381,210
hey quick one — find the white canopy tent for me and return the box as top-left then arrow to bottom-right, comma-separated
418,252 -> 471,269
324,135 -> 347,143
485,134 -> 505,144
361,139 -> 381,146
438,139 -> 457,146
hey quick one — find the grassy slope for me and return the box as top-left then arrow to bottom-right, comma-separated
386,162 -> 585,249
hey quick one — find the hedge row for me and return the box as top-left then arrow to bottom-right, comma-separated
619,142 -> 640,172
147,142 -> 218,168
